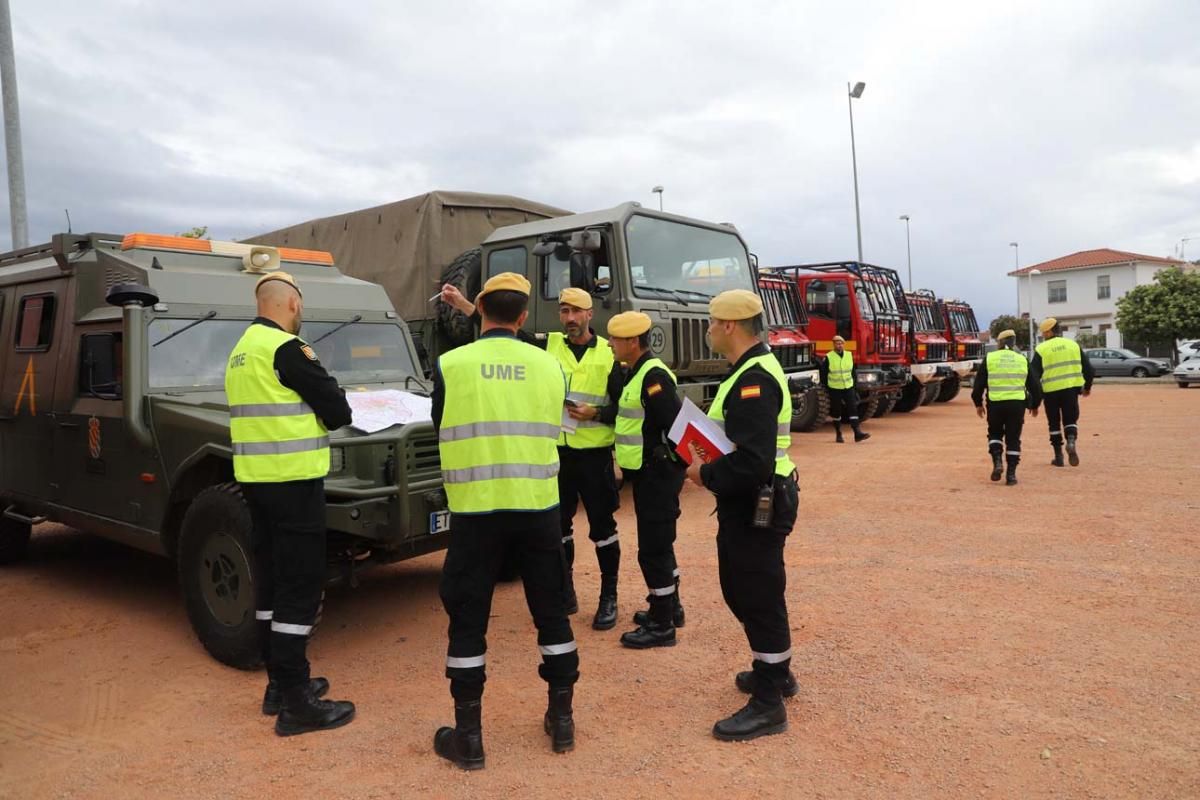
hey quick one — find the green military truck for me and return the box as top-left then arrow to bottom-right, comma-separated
0,232 -> 447,668
246,190 -> 795,407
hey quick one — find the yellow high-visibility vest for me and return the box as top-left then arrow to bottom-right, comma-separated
708,353 -> 796,477
826,350 -> 854,390
615,357 -> 675,470
985,348 -> 1028,401
1036,338 -> 1085,391
546,332 -> 616,449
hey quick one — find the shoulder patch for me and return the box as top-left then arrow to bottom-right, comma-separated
300,345 -> 318,362
646,382 -> 663,396
740,384 -> 762,399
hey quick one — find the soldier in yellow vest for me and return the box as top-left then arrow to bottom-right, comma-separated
438,283 -> 624,628
1031,318 -> 1095,467
431,272 -> 578,769
685,290 -> 799,741
971,330 -> 1041,485
820,335 -> 870,443
224,271 -> 356,736
607,311 -> 687,649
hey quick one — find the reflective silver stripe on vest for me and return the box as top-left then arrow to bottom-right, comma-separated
777,423 -> 790,436
1045,359 -> 1082,370
618,407 -> 646,420
229,401 -> 314,418
752,648 -> 793,664
271,621 -> 313,636
615,434 -> 643,447
988,373 -> 1026,380
446,654 -> 486,669
1043,373 -> 1083,386
232,436 -> 330,456
775,449 -> 788,460
568,391 -> 607,406
573,420 -> 606,429
442,463 -> 560,484
439,421 -> 562,442
538,641 -> 578,656
255,610 -> 273,620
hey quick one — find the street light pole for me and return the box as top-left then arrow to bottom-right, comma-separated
1027,267 -> 1042,358
847,81 -> 866,262
0,0 -> 28,250
899,214 -> 912,287
651,185 -> 664,212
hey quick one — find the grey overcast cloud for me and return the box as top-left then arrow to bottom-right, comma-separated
4,0 -> 1199,326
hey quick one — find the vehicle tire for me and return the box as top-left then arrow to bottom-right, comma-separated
921,382 -> 940,405
177,484 -> 264,670
856,395 -> 880,420
791,385 -> 830,432
436,248 -> 483,348
935,378 -> 962,402
1179,381 -> 1189,389
0,516 -> 32,565
1131,367 -> 1149,378
873,393 -> 897,418
892,380 -> 923,413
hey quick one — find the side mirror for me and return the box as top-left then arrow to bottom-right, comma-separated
532,240 -> 558,257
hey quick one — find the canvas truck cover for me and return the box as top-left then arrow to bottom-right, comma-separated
244,190 -> 571,321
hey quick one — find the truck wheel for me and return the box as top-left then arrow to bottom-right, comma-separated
935,378 -> 962,402
436,248 -> 483,348
892,380 -> 923,413
921,382 -> 940,405
872,393 -> 897,418
177,484 -> 264,670
856,395 -> 880,420
791,385 -> 830,432
1178,381 -> 1189,389
0,517 -> 32,565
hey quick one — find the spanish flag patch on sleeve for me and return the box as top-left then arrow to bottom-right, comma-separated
740,384 -> 762,399
647,383 -> 663,396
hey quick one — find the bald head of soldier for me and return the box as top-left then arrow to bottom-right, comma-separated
255,272 -> 304,335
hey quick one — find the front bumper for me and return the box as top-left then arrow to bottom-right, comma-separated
857,365 -> 909,395
910,362 -> 954,384
1174,370 -> 1200,384
951,359 -> 981,379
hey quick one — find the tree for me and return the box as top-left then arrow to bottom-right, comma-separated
988,313 -> 1035,351
178,226 -> 209,239
1116,267 -> 1200,360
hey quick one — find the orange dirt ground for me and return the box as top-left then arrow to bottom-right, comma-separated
1,384 -> 1197,799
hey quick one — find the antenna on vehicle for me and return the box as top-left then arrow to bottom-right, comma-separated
65,209 -> 72,233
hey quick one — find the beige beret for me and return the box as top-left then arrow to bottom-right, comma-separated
255,270 -> 301,298
558,287 -> 593,310
606,311 -> 653,338
997,329 -> 1016,341
477,271 -> 531,298
1038,317 -> 1057,334
708,289 -> 764,321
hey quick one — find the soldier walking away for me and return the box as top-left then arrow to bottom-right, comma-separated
606,312 -> 687,649
1031,318 -> 1094,467
439,284 -> 623,628
685,290 -> 800,741
820,335 -> 869,443
224,271 -> 356,737
432,273 -> 579,769
971,329 -> 1041,486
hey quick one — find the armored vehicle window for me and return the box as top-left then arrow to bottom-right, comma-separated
488,246 -> 528,278
78,333 -> 122,400
541,236 -> 613,300
15,294 -> 56,351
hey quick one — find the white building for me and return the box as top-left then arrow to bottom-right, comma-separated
1009,248 -> 1189,348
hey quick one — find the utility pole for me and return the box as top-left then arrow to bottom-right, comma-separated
0,0 -> 28,249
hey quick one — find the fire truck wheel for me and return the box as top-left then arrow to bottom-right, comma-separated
0,516 -> 32,565
892,380 -> 924,413
920,383 -> 940,405
935,379 -> 962,402
856,395 -> 880,420
437,248 -> 483,348
873,393 -> 898,418
791,385 -> 830,432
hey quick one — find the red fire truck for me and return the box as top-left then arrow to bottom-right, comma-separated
936,298 -> 984,402
768,261 -> 911,421
757,271 -> 821,429
893,289 -> 955,412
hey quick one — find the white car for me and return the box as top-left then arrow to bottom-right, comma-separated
1178,340 -> 1200,361
1174,354 -> 1200,388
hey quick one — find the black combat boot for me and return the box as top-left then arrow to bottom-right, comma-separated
853,426 -> 871,443
712,698 -> 788,742
633,580 -> 684,628
834,423 -> 844,444
592,576 -> 618,631
543,686 -> 575,753
262,676 -> 329,716
1066,435 -> 1080,466
1051,443 -> 1065,467
735,670 -> 800,698
621,597 -> 676,649
434,700 -> 485,770
274,682 -> 355,737
990,452 -> 1003,482
1005,456 -> 1019,486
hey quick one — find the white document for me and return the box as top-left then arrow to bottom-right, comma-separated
560,407 -> 578,434
346,389 -> 433,433
668,397 -> 735,456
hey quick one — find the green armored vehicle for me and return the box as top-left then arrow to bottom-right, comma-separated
247,190 -> 796,407
0,232 -> 447,668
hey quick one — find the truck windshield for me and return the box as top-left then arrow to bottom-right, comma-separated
625,215 -> 753,301
147,319 -> 420,390
948,308 -> 978,335
911,301 -> 940,332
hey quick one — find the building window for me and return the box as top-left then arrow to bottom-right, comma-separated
1099,323 -> 1111,333
16,294 -> 57,351
1097,274 -> 1110,299
1047,280 -> 1067,304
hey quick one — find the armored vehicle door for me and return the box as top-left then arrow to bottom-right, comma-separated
1,279 -> 67,504
530,230 -> 615,336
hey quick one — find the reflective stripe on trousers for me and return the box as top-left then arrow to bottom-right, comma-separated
447,654 -> 486,669
538,641 -> 578,656
752,648 -> 792,664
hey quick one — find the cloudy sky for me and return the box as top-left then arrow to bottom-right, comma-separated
4,0 -> 1199,325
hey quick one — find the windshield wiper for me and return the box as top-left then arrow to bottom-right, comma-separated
634,285 -> 690,305
671,288 -> 715,300
152,310 -> 217,347
309,314 -> 363,345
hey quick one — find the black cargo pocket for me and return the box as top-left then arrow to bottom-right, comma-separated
771,477 -> 799,535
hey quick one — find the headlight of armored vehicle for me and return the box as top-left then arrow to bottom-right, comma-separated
329,446 -> 345,474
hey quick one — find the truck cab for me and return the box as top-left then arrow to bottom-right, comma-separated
756,271 -> 822,430
939,298 -> 984,401
0,232 -> 448,669
893,289 -> 955,412
772,261 -> 911,418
